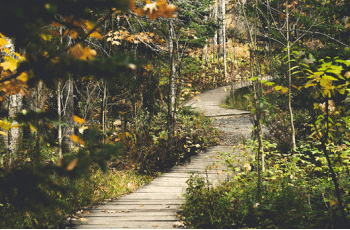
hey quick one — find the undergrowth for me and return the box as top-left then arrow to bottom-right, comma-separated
221,86 -> 253,111
0,106 -> 218,228
0,167 -> 151,229
181,140 -> 350,228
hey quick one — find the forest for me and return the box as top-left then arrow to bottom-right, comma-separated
0,0 -> 350,228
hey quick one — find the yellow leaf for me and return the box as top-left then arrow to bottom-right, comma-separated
17,72 -> 28,83
0,37 -> 8,47
40,33 -> 53,41
0,131 -> 7,136
68,44 -> 97,60
89,31 -> 102,39
73,115 -> 86,125
0,56 -> 18,72
66,158 -> 78,171
64,29 -> 79,39
0,120 -> 12,131
83,20 -> 96,31
29,123 -> 37,133
70,134 -> 85,145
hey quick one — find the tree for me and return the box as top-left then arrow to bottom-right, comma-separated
0,0 -> 178,223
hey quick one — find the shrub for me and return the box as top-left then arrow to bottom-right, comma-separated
181,140 -> 350,228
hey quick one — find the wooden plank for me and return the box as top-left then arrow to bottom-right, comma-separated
72,215 -> 178,225
73,221 -> 180,229
80,210 -> 176,217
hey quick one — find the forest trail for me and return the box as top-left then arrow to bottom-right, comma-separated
72,83 -> 255,229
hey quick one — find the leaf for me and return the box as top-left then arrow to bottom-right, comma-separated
40,33 -> 53,41
0,56 -> 18,72
29,122 -> 37,133
17,72 -> 28,83
0,120 -> 12,131
280,87 -> 288,94
289,65 -> 299,71
73,115 -> 86,125
248,77 -> 258,81
275,85 -> 282,91
63,29 -> 79,40
130,0 -> 177,20
335,59 -> 350,67
304,81 -> 316,88
66,158 -> 78,171
68,44 -> 97,60
70,134 -> 85,145
0,37 -> 8,47
89,31 -> 102,39
264,82 -> 275,86
0,131 -> 7,136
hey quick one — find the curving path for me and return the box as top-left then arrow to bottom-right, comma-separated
71,84 -> 254,229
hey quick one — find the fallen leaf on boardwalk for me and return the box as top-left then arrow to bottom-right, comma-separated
139,204 -> 144,207
83,210 -> 90,214
79,218 -> 89,222
101,210 -> 107,212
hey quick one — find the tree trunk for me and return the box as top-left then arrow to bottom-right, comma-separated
212,3 -> 218,62
168,19 -> 176,139
62,77 -> 74,153
29,81 -> 47,163
286,0 -> 297,151
7,93 -> 23,166
222,0 -> 227,80
57,80 -> 62,158
101,81 -> 107,143
217,0 -> 225,58
241,0 -> 264,199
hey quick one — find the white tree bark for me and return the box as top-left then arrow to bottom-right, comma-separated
62,77 -> 74,153
168,19 -> 176,138
7,93 -> 23,165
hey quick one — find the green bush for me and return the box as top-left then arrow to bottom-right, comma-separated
181,140 -> 350,228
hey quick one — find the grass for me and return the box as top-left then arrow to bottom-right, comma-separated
0,167 -> 152,229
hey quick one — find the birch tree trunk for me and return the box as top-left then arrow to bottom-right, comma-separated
101,81 -> 107,143
286,0 -> 297,151
168,19 -> 176,139
217,0 -> 227,79
212,3 -> 218,62
62,77 -> 74,153
7,94 -> 23,166
57,80 -> 62,158
3,38 -> 23,166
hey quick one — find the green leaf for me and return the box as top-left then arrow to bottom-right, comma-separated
249,77 -> 258,81
264,81 -> 275,86
275,85 -> 282,91
322,75 -> 338,81
335,59 -> 350,67
290,65 -> 299,71
304,81 -> 316,88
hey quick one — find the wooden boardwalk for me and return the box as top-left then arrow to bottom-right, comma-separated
72,146 -> 240,228
71,78 -> 271,228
